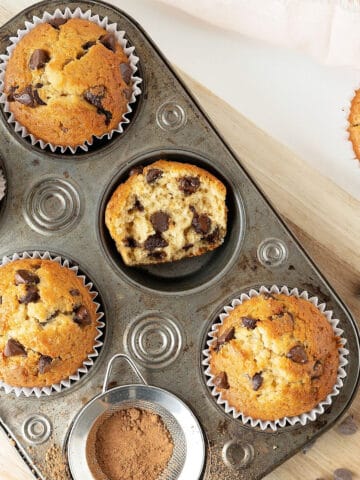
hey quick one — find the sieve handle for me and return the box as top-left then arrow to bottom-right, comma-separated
102,353 -> 148,393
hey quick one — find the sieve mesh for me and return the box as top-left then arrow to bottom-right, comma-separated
86,399 -> 186,480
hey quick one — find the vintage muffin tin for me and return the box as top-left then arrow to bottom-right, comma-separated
0,1 -> 359,479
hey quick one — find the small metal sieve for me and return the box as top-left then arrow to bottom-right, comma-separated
67,354 -> 205,480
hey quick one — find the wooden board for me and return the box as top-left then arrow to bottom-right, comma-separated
0,4 -> 359,480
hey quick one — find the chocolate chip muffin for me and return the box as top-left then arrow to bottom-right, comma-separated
348,89 -> 360,161
0,258 -> 98,388
3,18 -> 134,148
209,293 -> 339,421
105,160 -> 228,265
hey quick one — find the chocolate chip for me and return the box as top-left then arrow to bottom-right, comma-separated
73,305 -> 91,326
35,83 -> 43,89
129,165 -> 143,177
69,289 -> 80,297
334,468 -> 353,480
15,270 -> 40,285
148,251 -> 167,260
242,317 -> 258,329
213,371 -> 229,389
0,296 -> 2,304
38,355 -> 52,374
19,285 -> 40,304
84,86 -> 105,109
312,360 -> 323,379
123,88 -> 132,101
83,86 -> 112,125
7,85 -> 18,102
215,327 -> 235,350
13,86 -> 35,107
150,211 -> 170,233
191,208 -> 211,234
33,89 -> 46,106
262,292 -> 276,300
123,237 -> 138,248
144,233 -> 168,251
286,345 -> 308,364
335,415 -> 358,436
102,108 -> 112,125
183,244 -> 193,251
252,372 -> 263,391
204,226 -> 220,244
48,18 -> 68,29
4,338 -> 27,357
133,197 -> 144,211
29,49 -> 50,70
146,169 -> 163,184
82,40 -> 96,50
178,176 -> 200,195
120,63 -> 132,84
99,32 -> 117,52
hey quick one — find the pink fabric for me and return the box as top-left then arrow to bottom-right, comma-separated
156,0 -> 360,68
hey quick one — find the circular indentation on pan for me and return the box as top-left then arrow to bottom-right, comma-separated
157,101 -> 187,131
257,237 -> 288,268
125,312 -> 182,368
22,414 -> 52,444
98,149 -> 245,294
23,177 -> 82,235
222,440 -> 254,470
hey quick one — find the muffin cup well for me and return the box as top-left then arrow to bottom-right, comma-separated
0,168 -> 5,201
0,251 -> 105,398
202,285 -> 349,431
0,7 -> 142,154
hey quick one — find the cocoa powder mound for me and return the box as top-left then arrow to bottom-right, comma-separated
91,408 -> 174,480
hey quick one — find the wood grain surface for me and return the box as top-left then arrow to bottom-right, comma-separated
0,3 -> 359,480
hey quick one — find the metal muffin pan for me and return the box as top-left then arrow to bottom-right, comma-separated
0,1 -> 359,479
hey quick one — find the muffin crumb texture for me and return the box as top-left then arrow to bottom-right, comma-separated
0,258 -> 98,388
90,408 -> 174,480
209,293 -> 340,420
105,160 -> 228,265
4,18 -> 133,147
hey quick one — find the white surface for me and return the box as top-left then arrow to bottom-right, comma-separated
11,0 -> 360,198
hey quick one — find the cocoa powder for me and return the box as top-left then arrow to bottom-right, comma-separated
89,408 -> 174,480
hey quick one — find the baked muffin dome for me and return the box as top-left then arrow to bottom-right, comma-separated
105,160 -> 228,266
348,89 -> 360,161
4,18 -> 133,148
209,293 -> 339,421
0,258 -> 98,388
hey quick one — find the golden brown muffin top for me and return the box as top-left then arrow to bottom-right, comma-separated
348,89 -> 360,162
0,258 -> 98,388
4,18 -> 133,148
209,293 -> 340,421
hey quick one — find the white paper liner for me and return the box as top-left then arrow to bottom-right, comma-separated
202,285 -> 349,431
0,7 -> 142,154
0,168 -> 5,201
0,251 -> 105,398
